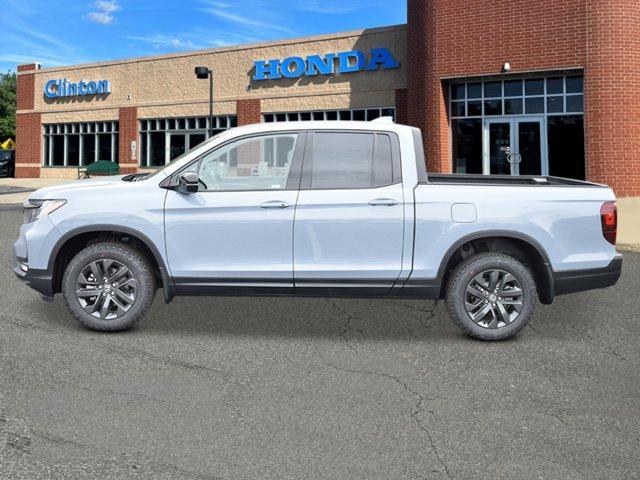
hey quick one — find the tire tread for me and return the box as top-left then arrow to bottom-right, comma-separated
62,242 -> 155,331
445,252 -> 536,341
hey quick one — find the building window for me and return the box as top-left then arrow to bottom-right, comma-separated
139,115 -> 237,167
262,107 -> 395,123
43,122 -> 119,167
450,75 -> 583,120
449,75 -> 585,179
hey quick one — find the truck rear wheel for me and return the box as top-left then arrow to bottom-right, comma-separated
62,242 -> 155,331
445,252 -> 535,340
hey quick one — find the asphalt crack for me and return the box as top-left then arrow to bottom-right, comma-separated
531,410 -> 573,428
30,429 -> 87,449
100,343 -> 218,374
322,362 -> 453,479
527,322 -> 544,335
389,300 -> 437,319
324,299 -> 357,351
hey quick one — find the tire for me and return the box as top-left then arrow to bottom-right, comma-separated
62,242 -> 155,331
446,252 -> 536,341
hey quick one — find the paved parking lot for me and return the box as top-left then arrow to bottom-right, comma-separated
1,204 -> 639,479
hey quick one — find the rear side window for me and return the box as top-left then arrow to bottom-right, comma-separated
310,132 -> 373,189
307,132 -> 398,189
373,134 -> 393,187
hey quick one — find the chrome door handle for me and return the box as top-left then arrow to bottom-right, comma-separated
259,200 -> 290,209
369,198 -> 399,206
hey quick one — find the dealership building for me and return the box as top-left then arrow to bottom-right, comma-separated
15,0 -> 640,197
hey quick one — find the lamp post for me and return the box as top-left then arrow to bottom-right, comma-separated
194,66 -> 213,138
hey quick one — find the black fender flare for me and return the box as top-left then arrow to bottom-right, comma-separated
435,230 -> 555,305
49,224 -> 175,303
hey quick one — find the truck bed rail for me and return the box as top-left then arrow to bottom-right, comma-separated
423,174 -> 604,187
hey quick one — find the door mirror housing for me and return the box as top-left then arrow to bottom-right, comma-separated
177,172 -> 200,194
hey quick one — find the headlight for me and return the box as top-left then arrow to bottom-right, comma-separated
23,199 -> 66,224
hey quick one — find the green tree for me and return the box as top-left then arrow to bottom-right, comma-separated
0,71 -> 17,141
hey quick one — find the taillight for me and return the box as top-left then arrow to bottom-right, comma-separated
600,201 -> 617,245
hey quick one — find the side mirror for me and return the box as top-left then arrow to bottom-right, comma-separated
177,172 -> 199,194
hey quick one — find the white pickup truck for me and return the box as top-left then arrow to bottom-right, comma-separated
13,120 -> 622,340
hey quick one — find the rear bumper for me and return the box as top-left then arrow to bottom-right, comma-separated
552,255 -> 623,296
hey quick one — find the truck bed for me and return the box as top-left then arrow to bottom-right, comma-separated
424,174 -> 603,187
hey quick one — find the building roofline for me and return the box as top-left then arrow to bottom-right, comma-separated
18,24 -> 407,75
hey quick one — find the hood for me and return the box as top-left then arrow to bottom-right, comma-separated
27,175 -> 132,201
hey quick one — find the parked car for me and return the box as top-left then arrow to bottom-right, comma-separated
13,120 -> 622,340
0,149 -> 15,177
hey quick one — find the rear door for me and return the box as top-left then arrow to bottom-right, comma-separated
293,130 -> 405,296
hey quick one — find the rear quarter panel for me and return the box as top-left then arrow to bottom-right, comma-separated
411,183 -> 617,280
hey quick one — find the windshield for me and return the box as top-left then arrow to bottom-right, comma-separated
143,130 -> 228,180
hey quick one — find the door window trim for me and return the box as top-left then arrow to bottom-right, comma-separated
162,131 -> 307,192
299,130 -> 402,191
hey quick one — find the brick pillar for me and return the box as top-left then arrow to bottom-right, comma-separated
585,0 -> 640,197
395,88 -> 407,125
118,107 -> 138,174
15,64 -> 40,178
236,98 -> 261,126
407,0 -> 450,173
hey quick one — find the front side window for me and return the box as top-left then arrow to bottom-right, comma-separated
197,133 -> 298,191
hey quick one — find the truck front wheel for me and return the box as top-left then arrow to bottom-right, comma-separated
445,253 -> 536,341
62,242 -> 155,331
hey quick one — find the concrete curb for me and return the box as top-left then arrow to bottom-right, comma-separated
0,189 -> 34,196
618,244 -> 640,253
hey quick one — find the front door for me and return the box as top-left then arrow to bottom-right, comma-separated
164,132 -> 305,294
484,117 -> 545,175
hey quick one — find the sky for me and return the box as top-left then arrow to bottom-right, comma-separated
0,0 -> 407,73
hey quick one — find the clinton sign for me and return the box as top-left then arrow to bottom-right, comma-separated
253,47 -> 400,81
44,79 -> 111,99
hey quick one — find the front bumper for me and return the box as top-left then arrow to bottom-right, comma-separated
553,254 -> 623,296
13,247 -> 54,301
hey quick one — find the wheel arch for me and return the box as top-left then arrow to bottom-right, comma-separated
49,225 -> 175,302
438,230 -> 554,305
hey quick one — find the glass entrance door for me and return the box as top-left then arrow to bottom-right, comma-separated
486,120 -> 512,175
483,117 -> 545,175
515,119 -> 543,175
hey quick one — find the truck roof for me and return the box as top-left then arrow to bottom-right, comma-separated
224,119 -> 407,138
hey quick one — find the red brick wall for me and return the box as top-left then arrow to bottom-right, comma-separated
118,107 -> 138,172
15,65 -> 41,178
408,0 -> 588,175
17,64 -> 39,72
16,71 -> 35,111
394,89 -> 408,125
15,113 -> 41,178
407,0 -> 640,196
584,0 -> 640,197
236,99 -> 261,126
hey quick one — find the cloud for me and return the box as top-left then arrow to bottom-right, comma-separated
124,34 -> 199,50
0,19 -> 92,70
203,8 -> 292,34
201,0 -> 232,7
87,0 -> 120,25
291,1 -> 359,14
